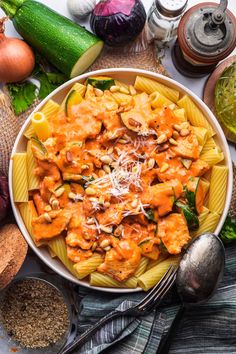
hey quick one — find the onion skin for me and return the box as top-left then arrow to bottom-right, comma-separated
0,172 -> 10,222
0,17 -> 35,83
90,0 -> 146,47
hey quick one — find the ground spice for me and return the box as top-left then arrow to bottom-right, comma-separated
0,278 -> 69,348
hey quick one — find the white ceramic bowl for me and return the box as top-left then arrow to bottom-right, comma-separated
9,68 -> 233,293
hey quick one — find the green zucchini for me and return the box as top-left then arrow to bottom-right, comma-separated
87,77 -> 115,91
31,137 -> 46,157
181,158 -> 192,169
185,177 -> 204,215
65,90 -> 82,117
1,0 -> 104,78
175,201 -> 199,230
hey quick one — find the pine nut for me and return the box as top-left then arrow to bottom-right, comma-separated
100,239 -> 111,248
118,138 -> 127,144
89,197 -> 99,203
44,213 -> 52,223
87,218 -> 95,225
114,225 -> 124,236
157,144 -> 169,152
107,147 -> 113,154
128,118 -> 142,128
99,196 -> 105,205
100,225 -> 113,234
92,242 -> 98,251
173,124 -> 182,132
104,246 -> 111,252
100,155 -> 113,164
81,164 -> 89,170
169,138 -> 178,145
129,85 -> 137,96
157,134 -> 167,144
103,165 -> 111,174
120,87 -> 130,94
172,131 -> 179,139
110,85 -> 120,93
44,205 -> 52,212
51,200 -> 60,210
94,88 -> 104,97
180,128 -> 190,137
181,122 -> 190,129
92,172 -> 98,179
54,187 -> 65,198
85,187 -> 96,195
148,158 -> 155,169
98,170 -> 106,178
160,163 -> 169,173
131,199 -> 138,208
68,192 -> 77,200
104,202 -> 110,208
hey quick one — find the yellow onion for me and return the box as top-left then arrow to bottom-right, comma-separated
0,17 -> 35,83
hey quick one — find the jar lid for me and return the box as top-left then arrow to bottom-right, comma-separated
155,0 -> 188,18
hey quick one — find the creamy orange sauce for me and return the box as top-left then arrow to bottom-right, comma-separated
30,81 -> 210,282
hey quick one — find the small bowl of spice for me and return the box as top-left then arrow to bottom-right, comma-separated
0,276 -> 73,353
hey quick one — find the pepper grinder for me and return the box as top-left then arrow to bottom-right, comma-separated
172,0 -> 236,77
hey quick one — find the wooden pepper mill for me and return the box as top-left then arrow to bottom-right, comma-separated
172,0 -> 236,77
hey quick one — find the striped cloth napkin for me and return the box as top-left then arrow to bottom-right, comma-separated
75,243 -> 236,354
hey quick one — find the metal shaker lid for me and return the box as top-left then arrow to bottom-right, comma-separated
155,0 -> 188,18
178,2 -> 236,64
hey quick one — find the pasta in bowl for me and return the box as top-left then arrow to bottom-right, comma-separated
10,69 -> 233,293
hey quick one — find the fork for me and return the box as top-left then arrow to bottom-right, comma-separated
58,265 -> 177,354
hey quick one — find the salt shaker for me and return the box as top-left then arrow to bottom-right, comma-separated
147,0 -> 188,43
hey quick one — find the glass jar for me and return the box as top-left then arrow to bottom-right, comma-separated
148,0 -> 188,43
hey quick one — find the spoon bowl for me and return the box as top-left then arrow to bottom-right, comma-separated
177,233 -> 225,306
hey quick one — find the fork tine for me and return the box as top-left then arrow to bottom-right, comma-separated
143,268 -> 177,312
137,265 -> 177,311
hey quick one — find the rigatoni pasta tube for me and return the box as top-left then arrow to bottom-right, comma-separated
24,124 -> 35,140
201,137 -> 217,154
31,112 -> 52,141
48,235 -> 78,277
134,257 -> 149,277
40,99 -> 60,120
18,201 -> 37,240
134,76 -> 179,102
191,206 -> 209,238
138,257 -> 180,291
200,149 -> 224,166
173,108 -> 187,122
26,140 -> 40,190
191,211 -> 220,237
192,126 -> 208,146
150,91 -> 174,108
177,95 -> 215,137
73,253 -> 104,280
112,92 -> 133,105
12,153 -> 28,202
208,166 -> 228,214
90,272 -> 137,288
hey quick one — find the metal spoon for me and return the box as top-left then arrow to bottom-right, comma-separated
157,232 -> 225,354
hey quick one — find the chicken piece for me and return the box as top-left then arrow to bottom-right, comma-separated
98,240 -> 141,282
170,133 -> 199,159
190,159 -> 210,176
96,204 -> 124,226
158,213 -> 190,254
67,246 -> 92,263
141,182 -> 175,217
66,204 -> 97,249
32,209 -> 72,242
